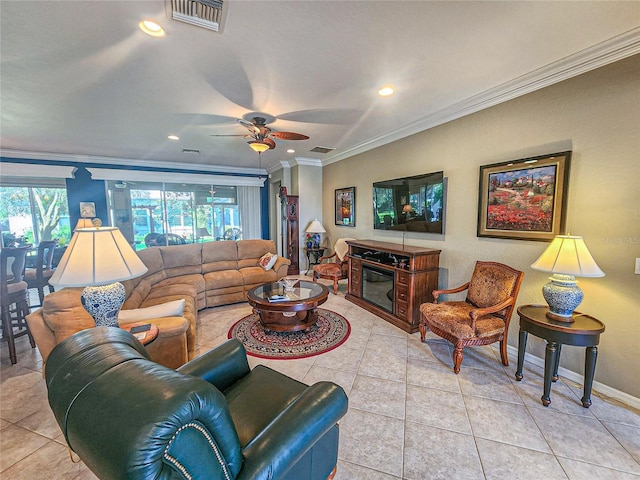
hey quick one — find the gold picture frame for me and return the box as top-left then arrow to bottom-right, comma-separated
477,151 -> 571,241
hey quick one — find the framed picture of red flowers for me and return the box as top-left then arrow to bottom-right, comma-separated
477,151 -> 571,241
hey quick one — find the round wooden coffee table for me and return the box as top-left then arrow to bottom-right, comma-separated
247,280 -> 329,332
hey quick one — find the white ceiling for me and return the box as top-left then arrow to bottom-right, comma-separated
1,1 -> 639,174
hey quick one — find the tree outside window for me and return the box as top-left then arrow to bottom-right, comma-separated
0,186 -> 70,246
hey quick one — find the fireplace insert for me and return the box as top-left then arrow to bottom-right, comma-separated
361,264 -> 394,313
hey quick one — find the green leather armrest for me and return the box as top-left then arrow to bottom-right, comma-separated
237,381 -> 348,480
178,339 -> 250,391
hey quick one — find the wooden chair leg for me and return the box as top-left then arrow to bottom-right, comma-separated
1,305 -> 17,365
332,277 -> 339,295
500,338 -> 509,366
19,298 -> 35,349
452,345 -> 464,374
419,323 -> 427,342
38,286 -> 45,306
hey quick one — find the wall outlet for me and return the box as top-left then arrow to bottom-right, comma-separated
636,258 -> 640,275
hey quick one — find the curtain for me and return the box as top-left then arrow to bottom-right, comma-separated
237,186 -> 261,239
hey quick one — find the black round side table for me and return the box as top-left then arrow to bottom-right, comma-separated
515,304 -> 605,408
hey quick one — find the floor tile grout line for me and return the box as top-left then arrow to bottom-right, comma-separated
599,420 -> 640,470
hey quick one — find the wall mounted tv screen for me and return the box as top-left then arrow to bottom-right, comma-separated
373,171 -> 444,234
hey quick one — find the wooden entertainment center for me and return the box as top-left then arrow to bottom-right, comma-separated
345,239 -> 440,333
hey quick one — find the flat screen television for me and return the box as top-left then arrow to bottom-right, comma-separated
373,171 -> 444,234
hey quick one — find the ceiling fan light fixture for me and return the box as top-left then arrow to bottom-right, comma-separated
139,20 -> 166,37
378,85 -> 395,97
248,140 -> 270,153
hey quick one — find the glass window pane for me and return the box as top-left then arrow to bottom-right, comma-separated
0,186 -> 69,247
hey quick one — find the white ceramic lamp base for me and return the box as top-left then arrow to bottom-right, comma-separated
81,282 -> 126,327
541,274 -> 583,322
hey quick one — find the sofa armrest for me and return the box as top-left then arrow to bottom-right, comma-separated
272,256 -> 291,278
25,309 -> 57,368
177,339 -> 250,391
238,381 -> 348,480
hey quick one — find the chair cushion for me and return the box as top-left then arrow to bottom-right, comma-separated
24,268 -> 55,281
467,263 -> 519,316
4,280 -> 28,295
224,365 -> 306,447
420,302 -> 505,339
314,263 -> 342,277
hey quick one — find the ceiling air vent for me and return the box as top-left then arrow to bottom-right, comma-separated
309,146 -> 335,154
168,0 -> 227,33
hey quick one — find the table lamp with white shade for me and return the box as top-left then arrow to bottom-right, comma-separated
48,225 -> 148,327
306,219 -> 326,248
530,235 -> 604,322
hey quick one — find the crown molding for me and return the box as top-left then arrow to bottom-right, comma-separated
291,157 -> 323,167
0,149 -> 263,176
0,162 -> 76,179
323,28 -> 640,166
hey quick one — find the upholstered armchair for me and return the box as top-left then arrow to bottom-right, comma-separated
45,328 -> 348,480
419,261 -> 524,373
312,238 -> 355,294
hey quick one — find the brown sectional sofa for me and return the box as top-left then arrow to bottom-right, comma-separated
26,239 -> 290,370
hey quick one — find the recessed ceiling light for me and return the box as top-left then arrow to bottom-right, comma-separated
378,85 -> 395,97
168,135 -> 179,141
287,149 -> 295,153
139,20 -> 165,37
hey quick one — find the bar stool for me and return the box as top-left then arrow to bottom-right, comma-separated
1,246 -> 36,364
25,240 -> 57,307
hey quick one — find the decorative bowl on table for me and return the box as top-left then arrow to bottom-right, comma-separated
281,277 -> 298,291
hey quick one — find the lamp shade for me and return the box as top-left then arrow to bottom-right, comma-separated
402,204 -> 413,213
49,227 -> 148,288
197,227 -> 211,237
531,235 -> 604,277
306,219 -> 326,234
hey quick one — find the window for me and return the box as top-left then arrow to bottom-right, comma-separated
0,179 -> 70,247
108,181 -> 249,249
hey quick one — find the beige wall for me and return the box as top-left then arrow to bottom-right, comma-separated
322,55 -> 640,398
297,163 -> 324,270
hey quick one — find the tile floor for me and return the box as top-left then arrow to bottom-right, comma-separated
1,277 -> 639,479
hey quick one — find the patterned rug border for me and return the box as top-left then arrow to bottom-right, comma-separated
228,308 -> 351,360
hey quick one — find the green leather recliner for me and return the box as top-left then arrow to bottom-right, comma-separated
45,327 -> 348,479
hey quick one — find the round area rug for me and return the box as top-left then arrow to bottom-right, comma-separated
228,308 -> 350,360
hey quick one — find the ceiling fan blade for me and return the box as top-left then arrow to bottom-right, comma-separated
171,113 -> 238,126
270,131 -> 309,141
277,108 -> 363,125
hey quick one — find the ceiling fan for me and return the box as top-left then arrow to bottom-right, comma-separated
211,116 -> 309,153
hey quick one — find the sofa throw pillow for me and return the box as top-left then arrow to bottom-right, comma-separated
259,252 -> 278,271
118,299 -> 185,322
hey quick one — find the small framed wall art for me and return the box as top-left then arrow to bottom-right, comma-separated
79,202 -> 96,218
477,151 -> 571,241
335,187 -> 355,227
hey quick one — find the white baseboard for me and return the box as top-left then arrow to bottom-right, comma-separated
506,345 -> 640,410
